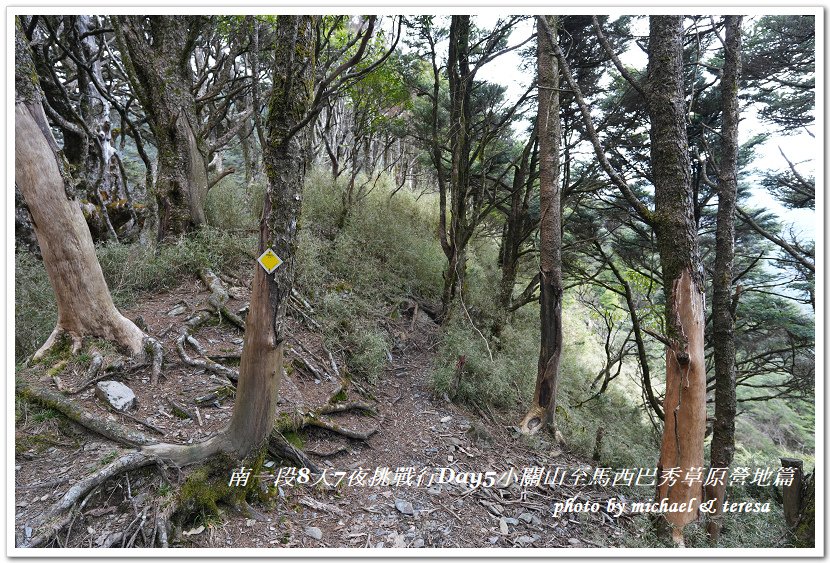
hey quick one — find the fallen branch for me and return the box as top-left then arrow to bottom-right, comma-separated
289,348 -> 328,381
166,397 -> 199,425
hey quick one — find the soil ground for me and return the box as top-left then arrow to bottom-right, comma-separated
14,273 -> 634,549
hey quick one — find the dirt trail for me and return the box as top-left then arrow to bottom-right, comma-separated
14,275 -> 629,549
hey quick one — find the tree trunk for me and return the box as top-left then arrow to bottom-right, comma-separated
114,16 -> 209,240
440,16 -> 474,323
706,15 -> 742,544
226,15 -> 314,458
647,16 -> 707,544
497,132 -> 536,311
14,21 -> 146,361
520,15 -> 563,435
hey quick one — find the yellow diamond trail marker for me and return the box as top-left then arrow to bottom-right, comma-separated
257,248 -> 283,274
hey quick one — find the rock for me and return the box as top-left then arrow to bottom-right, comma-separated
182,525 -> 205,537
394,499 -> 415,516
504,517 -> 519,526
304,526 -> 323,540
466,420 -> 492,445
518,512 -> 541,526
481,500 -> 504,516
488,536 -> 499,544
567,537 -> 581,545
412,538 -> 425,548
516,535 -> 536,545
245,519 -> 256,527
446,437 -> 463,447
440,416 -> 452,423
499,517 -> 509,535
95,381 -> 136,411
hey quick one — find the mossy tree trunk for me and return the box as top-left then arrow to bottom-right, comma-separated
706,15 -> 742,544
113,16 -> 209,240
647,16 -> 707,544
226,15 -> 315,458
497,131 -> 537,313
440,15 -> 474,322
520,15 -> 563,435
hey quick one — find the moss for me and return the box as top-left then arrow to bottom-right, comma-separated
47,360 -> 68,378
329,388 -> 348,404
282,430 -> 304,449
29,335 -> 72,367
175,448 -> 269,527
15,431 -> 63,454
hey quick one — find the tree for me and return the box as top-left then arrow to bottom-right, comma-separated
20,15 -> 402,545
646,16 -> 707,543
113,16 -> 210,240
705,15 -> 742,543
519,15 -> 563,435
224,14 -> 315,457
545,15 -> 706,542
14,19 -> 158,369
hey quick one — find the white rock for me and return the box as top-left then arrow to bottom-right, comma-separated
95,381 -> 136,411
304,526 -> 323,540
499,517 -> 509,535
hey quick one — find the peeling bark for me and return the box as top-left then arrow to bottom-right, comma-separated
647,16 -> 707,543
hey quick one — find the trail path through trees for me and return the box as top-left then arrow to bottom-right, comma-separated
15,274 -> 633,549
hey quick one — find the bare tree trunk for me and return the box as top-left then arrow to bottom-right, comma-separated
15,21 -> 147,361
647,16 -> 707,544
706,15 -> 742,544
520,15 -> 563,435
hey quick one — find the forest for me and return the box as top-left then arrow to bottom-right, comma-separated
13,12 -> 817,552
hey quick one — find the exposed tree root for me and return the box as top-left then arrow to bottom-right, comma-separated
25,452 -> 161,548
18,272 -> 382,548
302,415 -> 379,441
198,269 -> 246,330
176,333 -> 239,383
143,337 -> 164,384
33,328 -> 83,361
267,432 -> 320,473
16,379 -> 157,447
